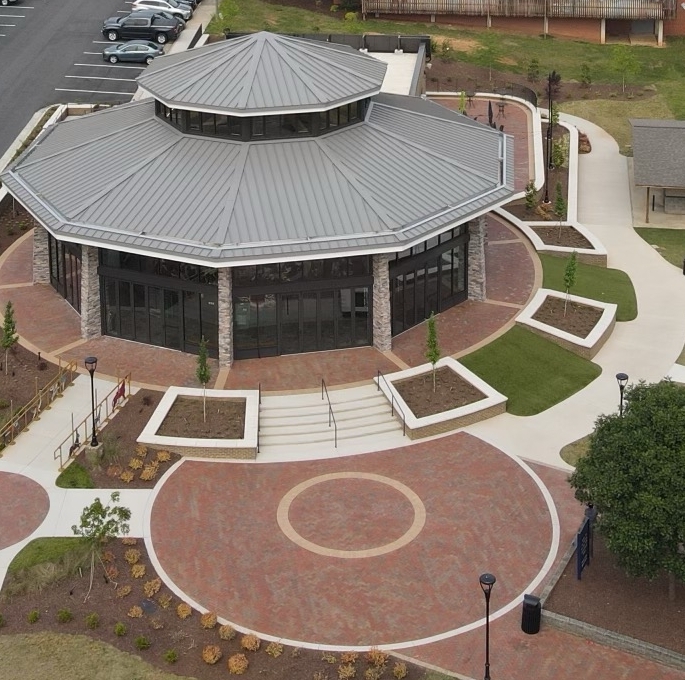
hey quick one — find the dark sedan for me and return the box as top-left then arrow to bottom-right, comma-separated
103,40 -> 164,65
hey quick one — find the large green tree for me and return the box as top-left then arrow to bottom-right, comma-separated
570,380 -> 685,596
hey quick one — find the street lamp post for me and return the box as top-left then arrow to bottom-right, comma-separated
479,572 -> 496,680
85,356 -> 98,447
543,72 -> 554,204
616,372 -> 629,417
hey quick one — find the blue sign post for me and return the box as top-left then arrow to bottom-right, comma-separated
576,517 -> 591,580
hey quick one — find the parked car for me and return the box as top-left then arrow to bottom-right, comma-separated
131,0 -> 192,21
0,0 -> 18,5
102,11 -> 182,44
102,40 -> 164,65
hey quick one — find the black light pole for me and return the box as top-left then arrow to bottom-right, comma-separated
543,72 -> 553,204
616,372 -> 629,417
85,356 -> 98,447
479,573 -> 496,680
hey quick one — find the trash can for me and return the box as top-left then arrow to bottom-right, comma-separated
521,594 -> 541,635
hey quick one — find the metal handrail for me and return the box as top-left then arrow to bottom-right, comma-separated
0,359 -> 78,450
257,382 -> 261,454
320,378 -> 338,448
376,370 -> 407,437
53,373 -> 131,471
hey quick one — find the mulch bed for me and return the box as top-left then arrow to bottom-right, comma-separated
532,296 -> 602,339
530,226 -> 592,249
545,532 -> 685,656
157,396 -> 245,439
0,538 -> 426,679
0,346 -> 60,428
394,366 -> 485,418
70,390 -> 181,489
0,202 -> 37,257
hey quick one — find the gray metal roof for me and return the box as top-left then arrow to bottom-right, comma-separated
630,118 -> 685,188
137,32 -> 388,115
2,96 -> 515,265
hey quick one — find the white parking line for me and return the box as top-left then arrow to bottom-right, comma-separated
92,40 -> 124,45
64,75 -> 137,82
55,88 -> 135,96
84,52 -> 103,55
74,63 -> 146,70
0,14 -> 26,17
0,24 -> 16,27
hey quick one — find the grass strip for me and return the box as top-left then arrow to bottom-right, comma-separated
635,227 -> 685,269
460,326 -> 601,416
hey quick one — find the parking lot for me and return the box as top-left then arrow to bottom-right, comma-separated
0,0 -> 36,40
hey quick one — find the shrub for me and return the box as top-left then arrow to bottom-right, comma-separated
140,465 -> 158,482
121,537 -> 137,545
240,633 -> 261,651
265,641 -> 283,658
114,622 -> 127,636
144,578 -> 162,598
525,179 -> 537,211
164,649 -> 178,664
102,550 -> 115,563
364,669 -> 383,680
580,62 -> 592,87
291,647 -> 301,658
338,664 -> 356,679
85,613 -> 100,629
27,610 -> 39,624
105,564 -> 118,581
344,11 -> 357,20
150,617 -> 164,630
527,57 -> 540,82
552,139 -> 566,168
200,611 -> 217,629
340,652 -> 358,664
119,470 -> 135,484
322,652 -> 337,664
116,585 -> 132,598
177,602 -> 192,620
227,653 -> 249,674
218,624 -> 236,640
156,450 -> 171,463
157,593 -> 172,609
128,457 -> 143,470
313,673 -> 329,680
135,443 -> 148,457
202,644 -> 223,664
392,662 -> 408,679
57,609 -> 73,623
128,606 -> 143,618
135,635 -> 151,651
366,648 -> 389,668
142,395 -> 153,407
124,548 -> 140,565
131,563 -> 146,578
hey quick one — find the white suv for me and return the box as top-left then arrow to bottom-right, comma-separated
131,0 -> 192,21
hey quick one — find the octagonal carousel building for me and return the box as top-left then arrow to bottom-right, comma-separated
1,32 -> 516,365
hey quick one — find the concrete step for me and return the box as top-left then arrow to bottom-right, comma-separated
260,402 -> 392,428
258,418 -> 404,446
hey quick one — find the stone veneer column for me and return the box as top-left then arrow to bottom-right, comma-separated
218,267 -> 234,368
33,225 -> 50,284
372,253 -> 392,352
80,245 -> 101,340
467,215 -> 487,302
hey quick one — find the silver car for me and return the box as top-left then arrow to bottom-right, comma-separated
132,0 -> 192,21
103,40 -> 164,65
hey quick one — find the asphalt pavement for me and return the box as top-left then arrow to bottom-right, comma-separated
0,0 -> 139,157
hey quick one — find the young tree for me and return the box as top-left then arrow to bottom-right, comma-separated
72,492 -> 131,601
580,63 -> 592,87
525,179 -> 537,212
611,45 -> 640,93
1,300 -> 18,375
554,181 -> 566,218
570,380 -> 685,599
196,336 -> 211,423
425,312 -> 441,392
527,58 -> 540,83
563,251 -> 578,316
459,90 -> 467,114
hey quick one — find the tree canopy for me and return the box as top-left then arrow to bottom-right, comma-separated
570,380 -> 685,583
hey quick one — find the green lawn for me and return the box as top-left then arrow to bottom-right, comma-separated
55,462 -> 94,489
635,227 -> 685,268
540,254 -> 637,321
8,537 -> 86,574
460,326 -> 602,415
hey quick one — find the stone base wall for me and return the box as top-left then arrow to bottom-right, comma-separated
468,215 -> 487,301
80,245 -> 100,339
372,254 -> 392,352
33,226 -> 49,284
218,267 -> 233,367
404,400 -> 506,439
162,444 -> 256,459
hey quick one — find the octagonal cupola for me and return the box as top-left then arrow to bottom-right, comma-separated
137,31 -> 388,116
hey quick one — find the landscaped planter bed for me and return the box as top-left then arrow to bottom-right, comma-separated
516,289 -> 617,359
376,357 -> 506,439
138,387 -> 258,459
530,225 -> 593,249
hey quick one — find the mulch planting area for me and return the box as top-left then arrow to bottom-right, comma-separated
70,389 -> 180,489
394,366 -> 485,418
0,202 -> 37,256
157,396 -> 245,439
530,226 -> 593,249
532,296 -> 602,339
545,533 -> 685,656
0,346 -> 60,427
0,538 -> 426,680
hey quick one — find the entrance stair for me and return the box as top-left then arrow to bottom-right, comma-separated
257,384 -> 407,460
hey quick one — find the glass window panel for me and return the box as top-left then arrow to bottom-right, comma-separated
251,117 -> 264,137
415,266 -> 426,322
148,287 -> 164,346
337,288 -> 353,348
156,259 -> 179,278
201,112 -> 215,135
403,270 -> 415,329
164,289 -> 181,350
233,296 -> 258,354
349,100 -> 359,122
440,250 -> 454,303
183,290 -> 201,349
229,117 -> 242,137
329,108 -> 339,128
256,263 -> 279,284
100,249 -> 119,268
425,236 -> 440,252
280,293 -> 300,354
352,287 -> 369,347
319,290 -> 337,351
296,113 -> 311,134
349,256 -> 370,276
232,266 -> 256,287
119,281 -> 134,339
302,292 -> 318,352
257,294 -> 277,355
339,105 -> 349,126
120,253 -> 141,272
426,258 -> 439,317
318,111 -> 328,132
280,261 -> 302,283
264,116 -> 280,137
391,275 -> 404,335
199,267 -> 218,285
179,263 -> 198,281
104,279 -> 119,335
133,284 -> 149,342
200,290 -> 218,355
215,115 -> 230,137
303,260 -> 324,280
280,115 -> 298,137
188,110 -> 201,132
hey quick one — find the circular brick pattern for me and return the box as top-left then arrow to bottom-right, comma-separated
150,433 -> 555,647
278,472 -> 425,557
0,472 -> 49,550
